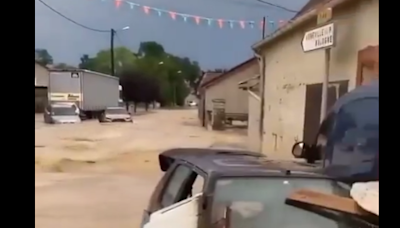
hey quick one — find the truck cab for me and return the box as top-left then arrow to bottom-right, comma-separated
292,81 -> 379,183
44,102 -> 81,124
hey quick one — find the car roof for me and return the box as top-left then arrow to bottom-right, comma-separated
329,80 -> 378,113
159,148 -> 327,178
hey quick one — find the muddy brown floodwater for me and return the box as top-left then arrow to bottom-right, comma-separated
35,109 -> 247,228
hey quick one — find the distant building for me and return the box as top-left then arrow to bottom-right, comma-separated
35,61 -> 50,112
35,61 -> 49,87
198,58 -> 258,128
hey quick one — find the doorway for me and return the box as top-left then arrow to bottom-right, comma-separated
303,80 -> 349,144
356,45 -> 379,86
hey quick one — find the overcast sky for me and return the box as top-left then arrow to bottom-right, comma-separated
35,0 -> 307,69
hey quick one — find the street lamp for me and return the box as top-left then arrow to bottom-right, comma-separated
111,26 -> 130,76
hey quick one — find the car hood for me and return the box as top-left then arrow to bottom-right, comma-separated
105,114 -> 131,119
52,115 -> 80,122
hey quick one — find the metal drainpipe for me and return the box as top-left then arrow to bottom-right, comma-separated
254,50 -> 266,154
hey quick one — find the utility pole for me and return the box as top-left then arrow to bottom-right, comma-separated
262,16 -> 266,39
317,8 -> 333,121
110,28 -> 115,76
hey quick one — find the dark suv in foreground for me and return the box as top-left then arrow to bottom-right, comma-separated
292,81 -> 379,183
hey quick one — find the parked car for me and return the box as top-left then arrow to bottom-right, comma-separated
141,148 -> 374,228
98,107 -> 132,123
43,102 -> 81,124
292,80 -> 379,183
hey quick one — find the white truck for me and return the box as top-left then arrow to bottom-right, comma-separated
48,69 -> 120,119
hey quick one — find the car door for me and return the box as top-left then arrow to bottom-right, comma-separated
325,97 -> 379,181
141,163 -> 205,228
144,193 -> 202,228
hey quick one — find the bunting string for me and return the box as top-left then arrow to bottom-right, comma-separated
102,0 -> 287,30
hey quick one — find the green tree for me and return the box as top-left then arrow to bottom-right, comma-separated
35,48 -> 53,65
78,54 -> 95,70
79,47 -> 137,75
138,41 -> 165,58
52,63 -> 77,70
80,42 -> 201,107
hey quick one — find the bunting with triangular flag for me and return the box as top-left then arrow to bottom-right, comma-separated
107,0 -> 290,30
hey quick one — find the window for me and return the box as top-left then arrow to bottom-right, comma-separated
160,165 -> 193,208
324,98 -> 379,178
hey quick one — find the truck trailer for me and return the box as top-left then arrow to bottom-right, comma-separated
48,69 -> 120,118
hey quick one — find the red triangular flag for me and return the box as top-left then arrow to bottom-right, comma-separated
115,0 -> 122,8
218,19 -> 223,28
169,12 -> 176,20
194,16 -> 200,25
239,21 -> 245,29
143,6 -> 150,14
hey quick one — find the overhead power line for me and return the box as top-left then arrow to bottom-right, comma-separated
256,0 -> 299,13
115,32 -> 127,47
37,0 -> 110,33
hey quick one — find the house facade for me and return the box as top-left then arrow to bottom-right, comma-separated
252,0 -> 379,157
198,59 -> 258,128
238,75 -> 261,152
35,61 -> 49,87
35,61 -> 49,112
200,58 -> 258,128
198,72 -> 222,126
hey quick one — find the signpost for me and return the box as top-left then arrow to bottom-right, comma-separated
301,23 -> 335,52
301,7 -> 334,121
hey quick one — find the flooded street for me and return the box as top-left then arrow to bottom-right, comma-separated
35,109 -> 247,228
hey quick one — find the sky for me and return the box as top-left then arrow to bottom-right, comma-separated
35,0 -> 308,70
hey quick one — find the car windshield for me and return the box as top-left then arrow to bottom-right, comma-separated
106,108 -> 128,115
211,177 -> 355,228
52,107 -> 77,116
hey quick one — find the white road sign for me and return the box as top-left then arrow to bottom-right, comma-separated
302,23 -> 335,52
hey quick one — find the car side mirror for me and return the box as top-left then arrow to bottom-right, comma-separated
292,141 -> 307,158
292,141 -> 320,164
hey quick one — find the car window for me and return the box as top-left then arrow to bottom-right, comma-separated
192,175 -> 204,196
324,98 -> 379,178
160,165 -> 193,208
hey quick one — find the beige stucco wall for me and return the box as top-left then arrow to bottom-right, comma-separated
35,62 -> 49,87
205,62 -> 258,114
247,92 -> 261,152
260,0 -> 379,157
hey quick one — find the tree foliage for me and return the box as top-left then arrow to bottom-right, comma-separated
52,62 -> 77,70
35,48 -> 53,66
78,42 -> 201,109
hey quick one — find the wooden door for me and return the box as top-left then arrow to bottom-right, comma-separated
356,45 -> 379,86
